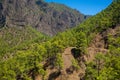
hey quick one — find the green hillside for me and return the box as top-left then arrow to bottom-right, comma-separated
0,0 -> 120,80
0,26 -> 48,59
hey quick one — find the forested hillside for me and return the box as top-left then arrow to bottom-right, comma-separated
0,26 -> 49,59
0,0 -> 120,80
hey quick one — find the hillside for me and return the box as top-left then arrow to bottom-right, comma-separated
0,0 -> 120,80
0,26 -> 48,60
0,0 -> 87,36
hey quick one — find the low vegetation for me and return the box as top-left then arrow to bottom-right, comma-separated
0,0 -> 120,80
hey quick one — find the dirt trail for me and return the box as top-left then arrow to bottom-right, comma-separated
57,47 -> 82,80
45,33 -> 109,80
36,33 -> 109,80
62,47 -> 74,71
36,26 -> 120,80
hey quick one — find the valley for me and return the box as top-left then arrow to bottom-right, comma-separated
0,0 -> 120,80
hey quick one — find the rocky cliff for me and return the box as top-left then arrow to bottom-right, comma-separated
0,0 -> 87,36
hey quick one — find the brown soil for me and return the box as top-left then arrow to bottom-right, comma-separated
36,25 -> 120,80
56,47 -> 83,80
85,33 -> 108,62
62,47 -> 74,71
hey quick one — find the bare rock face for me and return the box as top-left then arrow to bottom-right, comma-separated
0,0 -> 88,36
1,0 -> 40,27
0,2 -> 5,27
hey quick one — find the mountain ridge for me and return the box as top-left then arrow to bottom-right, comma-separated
0,0 -> 88,36
0,0 -> 120,80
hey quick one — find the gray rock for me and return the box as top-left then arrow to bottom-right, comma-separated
0,0 -> 89,36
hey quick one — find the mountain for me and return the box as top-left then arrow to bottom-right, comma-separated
0,0 -> 120,80
0,0 -> 87,36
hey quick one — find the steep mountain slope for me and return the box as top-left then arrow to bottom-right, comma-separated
46,1 -> 120,79
0,0 -> 120,80
0,0 -> 87,36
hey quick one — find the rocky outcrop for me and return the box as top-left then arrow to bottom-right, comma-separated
1,0 -> 40,27
0,2 -> 5,27
0,0 -> 88,36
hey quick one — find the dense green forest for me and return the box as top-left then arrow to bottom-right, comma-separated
0,0 -> 120,80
